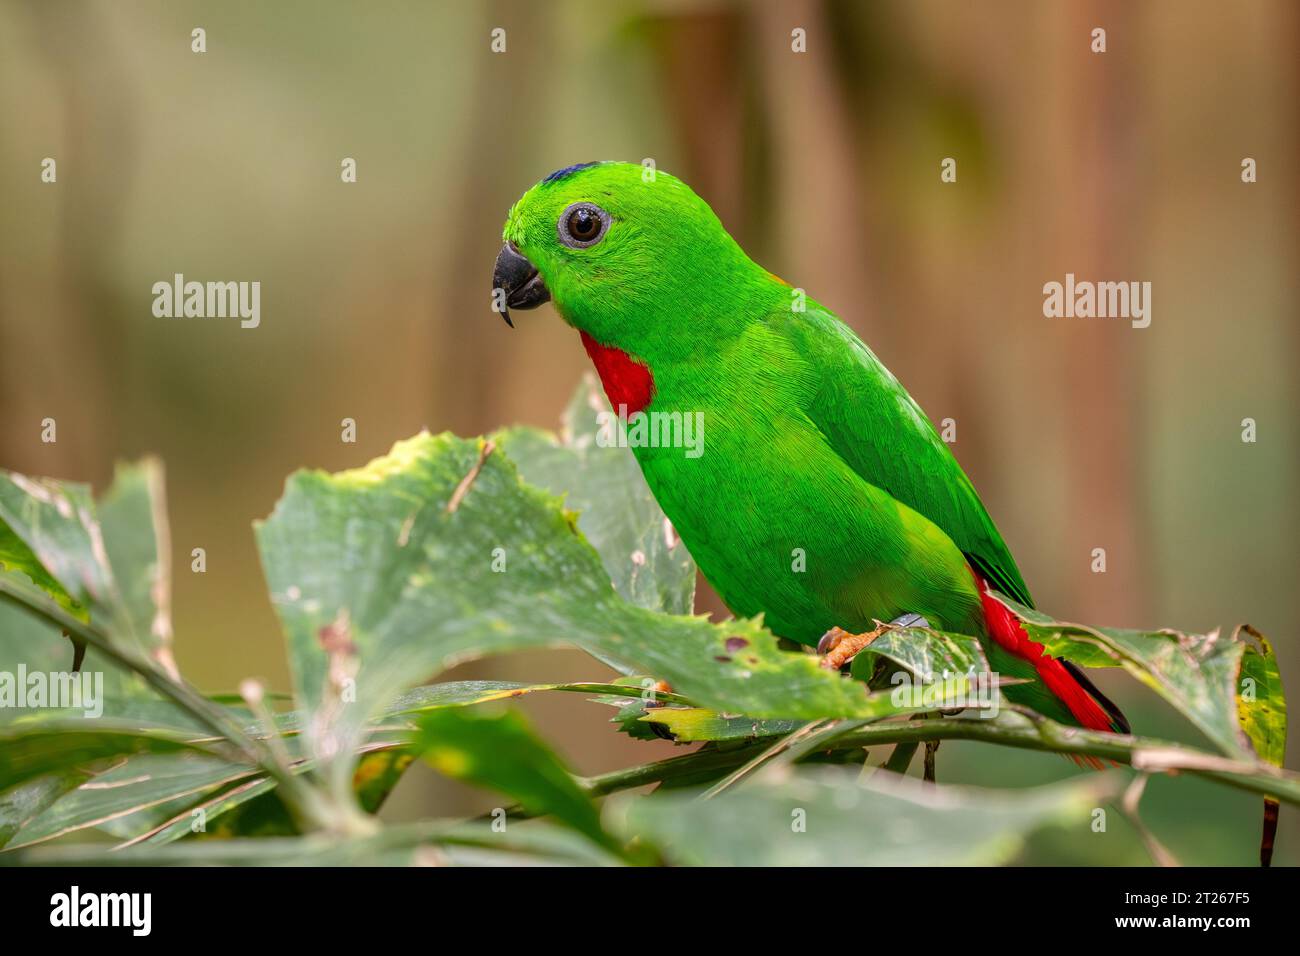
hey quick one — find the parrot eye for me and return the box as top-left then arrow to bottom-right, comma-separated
558,202 -> 610,249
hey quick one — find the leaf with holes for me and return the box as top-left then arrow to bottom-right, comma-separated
255,431 -> 918,801
993,594 -> 1284,761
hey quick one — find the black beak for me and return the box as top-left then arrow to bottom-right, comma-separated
492,242 -> 550,328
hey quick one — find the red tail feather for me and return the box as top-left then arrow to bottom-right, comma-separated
971,569 -> 1117,735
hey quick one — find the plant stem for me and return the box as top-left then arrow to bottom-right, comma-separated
884,741 -> 919,774
578,713 -> 1300,808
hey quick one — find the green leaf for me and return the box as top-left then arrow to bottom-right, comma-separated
0,721 -> 220,794
495,373 -> 696,618
0,691 -> 277,850
994,594 -> 1285,760
0,473 -> 97,617
850,626 -> 988,682
1236,626 -> 1286,769
0,596 -> 78,704
255,432 -> 897,796
628,706 -> 804,743
127,742 -> 421,847
5,753 -> 258,849
610,766 -> 1122,866
384,679 -> 691,717
412,707 -> 612,851
605,697 -> 672,741
11,730 -> 419,850
14,819 -> 623,867
0,460 -> 175,674
97,460 -> 175,666
430,821 -> 625,867
0,772 -> 89,849
352,749 -> 413,814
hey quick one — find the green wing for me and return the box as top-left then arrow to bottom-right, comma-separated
780,305 -> 1033,608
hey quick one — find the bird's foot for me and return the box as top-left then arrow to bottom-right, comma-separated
817,623 -> 886,670
817,613 -> 931,671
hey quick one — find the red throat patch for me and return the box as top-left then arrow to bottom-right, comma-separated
579,331 -> 655,414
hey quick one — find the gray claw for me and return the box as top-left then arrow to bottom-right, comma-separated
891,613 -> 930,629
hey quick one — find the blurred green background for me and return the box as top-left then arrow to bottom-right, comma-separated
1,0 -> 1295,864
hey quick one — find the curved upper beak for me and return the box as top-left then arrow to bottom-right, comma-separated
492,242 -> 550,328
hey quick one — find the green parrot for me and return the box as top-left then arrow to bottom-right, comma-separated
492,161 -> 1127,737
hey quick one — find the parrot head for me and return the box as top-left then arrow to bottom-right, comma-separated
492,161 -> 775,366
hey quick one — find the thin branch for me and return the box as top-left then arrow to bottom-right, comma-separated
1121,773 -> 1178,866
578,713 -> 1300,808
884,741 -> 919,775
